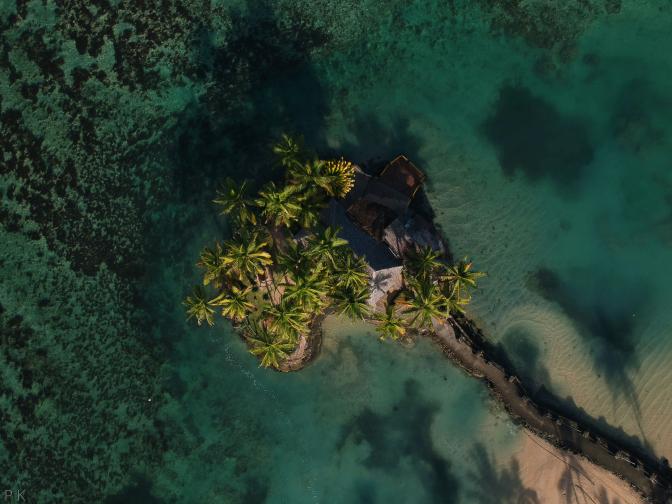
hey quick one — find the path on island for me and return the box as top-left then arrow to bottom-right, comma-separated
431,318 -> 672,504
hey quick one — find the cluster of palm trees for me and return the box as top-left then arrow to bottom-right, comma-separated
184,134 -> 486,369
372,247 -> 486,341
185,135 -> 366,368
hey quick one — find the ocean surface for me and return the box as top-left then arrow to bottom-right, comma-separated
1,0 -> 671,502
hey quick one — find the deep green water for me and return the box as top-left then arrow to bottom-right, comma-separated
2,0 -> 672,502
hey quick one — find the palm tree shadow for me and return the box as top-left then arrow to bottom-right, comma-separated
465,443 -> 539,504
556,453 -> 596,504
597,486 -> 622,504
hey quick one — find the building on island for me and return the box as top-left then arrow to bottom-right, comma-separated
319,155 -> 445,311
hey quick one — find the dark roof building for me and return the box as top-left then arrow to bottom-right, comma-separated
320,200 -> 400,272
377,155 -> 425,199
314,155 -> 441,310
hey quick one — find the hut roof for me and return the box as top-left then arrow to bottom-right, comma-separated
378,155 -> 425,199
346,199 -> 396,241
321,200 -> 400,272
361,179 -> 412,216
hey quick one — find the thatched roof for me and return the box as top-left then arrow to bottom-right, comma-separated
320,200 -> 400,272
346,199 -> 396,241
378,155 -> 425,199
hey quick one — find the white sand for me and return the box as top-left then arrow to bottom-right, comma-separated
515,433 -> 644,504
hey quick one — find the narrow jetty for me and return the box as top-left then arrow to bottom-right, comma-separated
431,317 -> 672,503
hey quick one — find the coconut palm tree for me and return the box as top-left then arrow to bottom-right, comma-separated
401,279 -> 446,330
335,253 -> 370,291
287,159 -> 325,191
222,232 -> 273,283
256,182 -> 302,228
197,242 -> 227,287
375,304 -> 407,341
406,245 -> 444,281
245,319 -> 295,369
275,240 -> 308,277
332,285 -> 370,320
443,291 -> 468,316
322,158 -> 355,198
213,178 -> 257,226
272,133 -> 304,169
184,286 -> 216,327
209,285 -> 255,322
265,300 -> 310,343
282,272 -> 329,311
306,226 -> 349,269
441,257 -> 486,302
295,188 -> 326,229
288,158 -> 355,199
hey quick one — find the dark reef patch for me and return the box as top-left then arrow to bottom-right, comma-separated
104,478 -> 162,504
610,78 -> 669,152
482,85 -> 594,194
475,0 -> 617,60
338,379 -> 460,503
465,444 -> 539,504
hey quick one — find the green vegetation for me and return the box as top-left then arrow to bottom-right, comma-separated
186,136 -> 484,370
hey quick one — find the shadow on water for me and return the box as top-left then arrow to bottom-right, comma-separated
481,85 -> 594,196
464,443 -> 539,504
105,477 -> 162,504
499,327 -> 552,392
527,267 -> 656,449
168,0 -> 332,203
338,115 -> 426,174
337,379 -> 460,504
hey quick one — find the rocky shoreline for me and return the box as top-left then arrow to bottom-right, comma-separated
434,315 -> 672,504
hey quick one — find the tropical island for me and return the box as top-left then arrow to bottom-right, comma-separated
184,135 -> 483,369
185,136 -> 672,503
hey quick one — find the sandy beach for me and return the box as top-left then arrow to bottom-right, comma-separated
515,434 -> 643,504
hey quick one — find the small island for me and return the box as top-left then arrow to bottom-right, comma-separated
185,136 -> 672,503
184,134 -> 484,369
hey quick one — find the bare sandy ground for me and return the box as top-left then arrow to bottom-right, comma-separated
514,433 -> 644,504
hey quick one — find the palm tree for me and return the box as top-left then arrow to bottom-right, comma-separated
401,279 -> 446,330
307,226 -> 349,269
275,240 -> 308,277
332,285 -> 370,320
296,188 -> 326,229
443,291 -> 468,316
287,159 -> 325,190
288,158 -> 355,199
322,158 -> 355,198
184,286 -> 216,327
222,232 -> 273,283
265,300 -> 310,343
256,182 -> 302,228
197,242 -> 227,287
335,253 -> 370,291
245,319 -> 295,368
272,133 -> 304,169
441,257 -> 486,302
282,272 -> 328,311
375,305 -> 407,341
209,285 -> 255,322
406,246 -> 444,281
213,178 -> 257,226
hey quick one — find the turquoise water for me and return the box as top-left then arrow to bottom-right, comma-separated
2,0 -> 672,502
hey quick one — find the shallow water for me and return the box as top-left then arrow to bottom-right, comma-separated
2,0 -> 672,502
